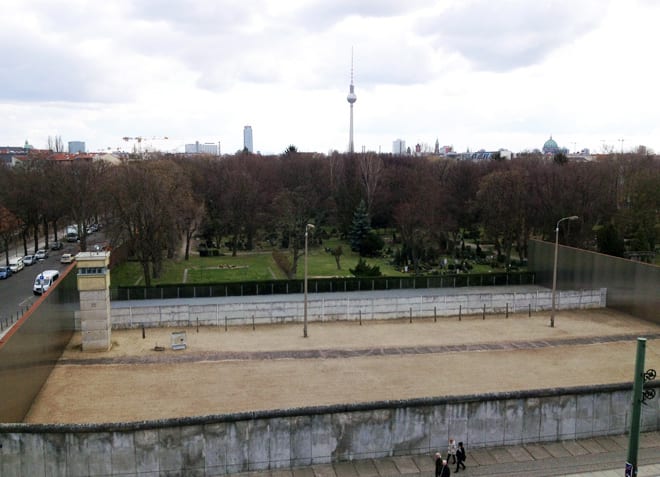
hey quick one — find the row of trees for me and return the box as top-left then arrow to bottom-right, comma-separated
0,150 -> 658,285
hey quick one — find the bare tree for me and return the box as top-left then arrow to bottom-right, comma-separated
358,152 -> 384,215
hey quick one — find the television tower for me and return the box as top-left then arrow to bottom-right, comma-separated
346,49 -> 357,154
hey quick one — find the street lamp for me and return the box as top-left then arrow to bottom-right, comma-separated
303,223 -> 315,338
550,215 -> 579,328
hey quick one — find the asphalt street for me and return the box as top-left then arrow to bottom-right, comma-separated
0,231 -> 105,324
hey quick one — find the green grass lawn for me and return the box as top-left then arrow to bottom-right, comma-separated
109,239 -> 515,288
110,240 -> 408,287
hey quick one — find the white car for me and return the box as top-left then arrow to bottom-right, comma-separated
9,257 -> 24,273
23,255 -> 37,266
60,253 -> 75,264
35,249 -> 48,260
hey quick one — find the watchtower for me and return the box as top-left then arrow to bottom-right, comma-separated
76,251 -> 112,352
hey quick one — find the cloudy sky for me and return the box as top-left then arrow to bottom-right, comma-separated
1,0 -> 659,155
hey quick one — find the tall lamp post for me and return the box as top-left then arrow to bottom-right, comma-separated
303,223 -> 315,338
550,215 -> 579,328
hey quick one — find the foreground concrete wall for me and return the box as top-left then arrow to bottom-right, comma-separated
1,383 -> 656,476
107,288 -> 606,329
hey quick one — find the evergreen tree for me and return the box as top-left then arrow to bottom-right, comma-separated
348,200 -> 371,252
596,222 -> 625,257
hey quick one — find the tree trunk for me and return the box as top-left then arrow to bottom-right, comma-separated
141,261 -> 151,287
32,226 -> 38,255
43,217 -> 49,249
184,230 -> 193,260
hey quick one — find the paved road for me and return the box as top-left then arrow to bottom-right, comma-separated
0,231 -> 106,333
233,431 -> 660,477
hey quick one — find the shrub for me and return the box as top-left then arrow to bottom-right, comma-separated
349,258 -> 382,277
272,250 -> 293,278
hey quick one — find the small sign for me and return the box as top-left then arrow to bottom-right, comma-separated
171,331 -> 187,350
625,462 -> 634,477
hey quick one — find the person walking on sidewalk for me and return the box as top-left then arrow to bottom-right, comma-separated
434,452 -> 443,477
455,442 -> 466,472
447,438 -> 457,464
439,459 -> 451,477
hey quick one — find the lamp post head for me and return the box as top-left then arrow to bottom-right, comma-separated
306,223 -> 315,230
567,215 -> 579,221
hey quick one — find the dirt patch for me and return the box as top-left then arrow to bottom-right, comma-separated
24,309 -> 660,424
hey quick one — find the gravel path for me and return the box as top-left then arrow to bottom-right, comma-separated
24,308 -> 660,424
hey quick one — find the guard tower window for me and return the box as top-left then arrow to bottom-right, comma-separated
77,267 -> 107,275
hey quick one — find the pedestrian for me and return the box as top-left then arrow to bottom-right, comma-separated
447,438 -> 457,464
439,459 -> 451,477
434,452 -> 443,477
455,442 -> 466,473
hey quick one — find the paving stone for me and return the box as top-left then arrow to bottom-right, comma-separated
312,464 -> 336,477
410,456 -> 434,473
372,459 -> 399,477
523,444 -> 553,460
543,442 -> 573,458
579,439 -> 608,454
390,456 -> 419,475
354,460 -> 379,477
563,441 -> 591,456
507,445 -> 535,462
293,467 -> 315,477
593,437 -> 623,452
489,447 -> 517,464
333,463 -> 359,477
468,449 -> 497,465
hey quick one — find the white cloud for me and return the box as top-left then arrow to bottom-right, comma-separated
0,0 -> 659,155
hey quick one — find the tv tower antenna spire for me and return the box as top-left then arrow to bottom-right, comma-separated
346,48 -> 357,154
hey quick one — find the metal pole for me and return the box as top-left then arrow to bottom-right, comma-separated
550,216 -> 579,328
550,223 -> 560,328
627,337 -> 646,476
303,224 -> 313,338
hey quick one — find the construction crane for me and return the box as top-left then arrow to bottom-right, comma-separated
122,136 -> 169,155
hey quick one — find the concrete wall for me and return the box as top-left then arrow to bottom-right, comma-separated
0,269 -> 78,423
1,383 -> 658,476
529,239 -> 659,323
107,288 -> 606,329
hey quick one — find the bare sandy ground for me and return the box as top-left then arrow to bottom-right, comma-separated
25,309 -> 660,424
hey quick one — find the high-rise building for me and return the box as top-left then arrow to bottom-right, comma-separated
243,126 -> 253,153
392,139 -> 406,155
184,141 -> 220,155
346,50 -> 357,154
68,141 -> 86,154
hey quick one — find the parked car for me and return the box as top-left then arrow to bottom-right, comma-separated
23,254 -> 37,266
51,241 -> 63,250
0,266 -> 12,279
60,253 -> 75,264
35,249 -> 48,260
33,270 -> 59,295
9,257 -> 24,273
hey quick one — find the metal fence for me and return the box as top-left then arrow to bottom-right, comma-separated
109,271 -> 536,301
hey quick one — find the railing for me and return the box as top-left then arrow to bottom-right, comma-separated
0,305 -> 30,335
110,271 -> 536,301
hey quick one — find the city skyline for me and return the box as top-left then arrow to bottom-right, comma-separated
1,1 -> 659,155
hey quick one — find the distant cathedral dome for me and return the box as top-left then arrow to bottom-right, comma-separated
542,136 -> 560,154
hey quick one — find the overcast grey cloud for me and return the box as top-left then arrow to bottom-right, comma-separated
423,0 -> 607,71
0,0 -> 658,155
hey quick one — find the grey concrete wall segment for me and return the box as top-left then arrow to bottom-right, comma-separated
0,269 -> 78,423
3,382 -> 660,476
528,239 -> 659,323
106,287 -> 606,330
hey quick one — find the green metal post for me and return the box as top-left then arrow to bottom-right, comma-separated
626,337 -> 646,476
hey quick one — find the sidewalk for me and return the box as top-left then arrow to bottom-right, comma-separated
242,432 -> 660,477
